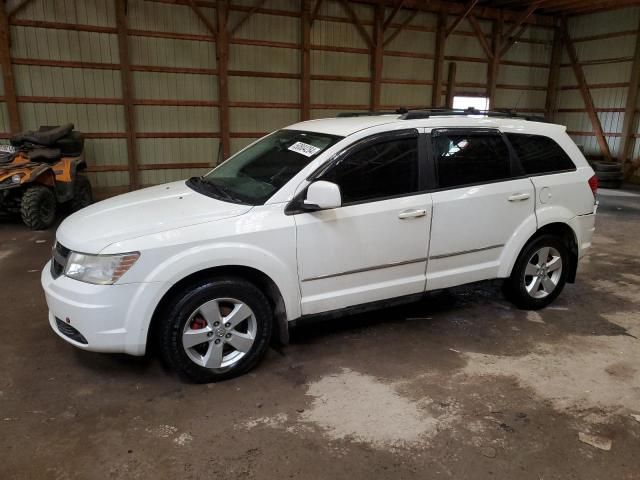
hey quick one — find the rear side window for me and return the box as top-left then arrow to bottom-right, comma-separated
320,136 -> 419,204
432,131 -> 511,188
506,133 -> 575,175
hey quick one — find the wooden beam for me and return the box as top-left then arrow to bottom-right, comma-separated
545,25 -> 562,121
501,2 -> 539,43
622,18 -> 640,178
487,12 -> 502,108
187,0 -> 216,38
337,0 -> 373,48
382,8 -> 416,47
229,0 -> 267,38
8,0 -> 33,18
445,0 -> 478,39
301,0 -> 311,120
445,61 -> 456,108
216,0 -> 231,162
371,0 -> 384,111
431,8 -> 446,106
115,0 -> 139,190
467,14 -> 492,60
561,18 -> 612,162
310,0 -> 323,26
383,0 -> 404,30
0,3 -> 20,133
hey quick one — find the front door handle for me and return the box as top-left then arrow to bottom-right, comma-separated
398,208 -> 427,219
508,193 -> 531,202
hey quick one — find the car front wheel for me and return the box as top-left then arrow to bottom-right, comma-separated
504,234 -> 568,310
158,278 -> 273,383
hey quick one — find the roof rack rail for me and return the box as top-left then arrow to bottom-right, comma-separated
336,108 -> 408,118
399,107 -> 551,123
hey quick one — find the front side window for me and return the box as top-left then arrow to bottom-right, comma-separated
506,133 -> 576,175
189,130 -> 342,205
319,135 -> 419,204
432,131 -> 511,189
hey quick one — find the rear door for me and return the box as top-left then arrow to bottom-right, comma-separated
426,128 -> 536,290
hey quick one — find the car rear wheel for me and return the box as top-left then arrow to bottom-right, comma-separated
158,277 -> 273,383
504,234 -> 568,310
20,185 -> 57,230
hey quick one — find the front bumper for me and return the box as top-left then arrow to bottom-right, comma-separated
41,261 -> 167,355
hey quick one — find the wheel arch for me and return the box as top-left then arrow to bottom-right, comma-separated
505,222 -> 579,283
147,265 -> 290,352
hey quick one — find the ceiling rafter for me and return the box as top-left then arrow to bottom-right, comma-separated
187,0 -> 216,39
383,0 -> 405,30
229,0 -> 268,38
337,0 -> 374,48
445,0 -> 479,38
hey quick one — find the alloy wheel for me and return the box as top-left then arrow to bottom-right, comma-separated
523,246 -> 563,299
182,298 -> 257,371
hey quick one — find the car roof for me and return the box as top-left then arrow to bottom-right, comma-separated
285,114 -> 566,137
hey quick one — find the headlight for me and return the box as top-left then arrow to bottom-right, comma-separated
64,252 -> 140,285
11,173 -> 23,183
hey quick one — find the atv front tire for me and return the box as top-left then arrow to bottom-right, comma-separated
70,174 -> 93,212
21,185 -> 57,230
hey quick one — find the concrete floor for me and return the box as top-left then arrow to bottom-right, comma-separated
1,188 -> 640,480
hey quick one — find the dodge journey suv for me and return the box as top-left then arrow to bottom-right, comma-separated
42,109 -> 597,382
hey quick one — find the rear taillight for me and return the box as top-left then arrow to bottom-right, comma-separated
588,175 -> 598,198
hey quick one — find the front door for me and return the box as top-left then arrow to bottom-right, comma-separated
293,130 -> 432,315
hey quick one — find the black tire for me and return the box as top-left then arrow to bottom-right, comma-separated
157,277 -> 273,383
70,174 -> 93,212
592,161 -> 622,173
598,179 -> 623,189
503,234 -> 569,310
20,185 -> 57,230
595,170 -> 624,181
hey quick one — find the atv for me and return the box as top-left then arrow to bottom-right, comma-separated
0,123 -> 92,230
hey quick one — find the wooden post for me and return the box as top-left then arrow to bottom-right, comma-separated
545,24 -> 562,121
487,12 -> 502,108
445,62 -> 456,108
0,4 -> 20,134
216,0 -> 231,161
432,9 -> 446,107
561,18 -> 612,162
370,0 -> 384,111
115,0 -> 139,189
301,0 -> 311,120
620,18 -> 640,172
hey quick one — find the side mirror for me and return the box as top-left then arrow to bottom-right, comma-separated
303,180 -> 342,211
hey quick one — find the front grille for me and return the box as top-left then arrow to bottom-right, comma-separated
51,242 -> 70,279
55,317 -> 88,344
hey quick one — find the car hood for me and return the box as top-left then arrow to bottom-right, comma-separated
56,180 -> 253,253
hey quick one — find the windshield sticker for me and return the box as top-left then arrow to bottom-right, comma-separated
288,141 -> 321,157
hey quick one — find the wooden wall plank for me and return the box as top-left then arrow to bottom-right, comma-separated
115,0 -> 139,189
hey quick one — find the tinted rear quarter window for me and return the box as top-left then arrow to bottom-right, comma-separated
506,133 -> 575,175
432,131 -> 511,188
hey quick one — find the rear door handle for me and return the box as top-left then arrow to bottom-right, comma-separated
508,193 -> 530,202
398,208 -> 427,219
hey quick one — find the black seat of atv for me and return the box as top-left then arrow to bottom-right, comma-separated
28,148 -> 62,163
11,123 -> 74,147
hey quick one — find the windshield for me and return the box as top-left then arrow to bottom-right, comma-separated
188,129 -> 342,205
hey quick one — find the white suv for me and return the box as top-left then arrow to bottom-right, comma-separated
41,109 -> 597,382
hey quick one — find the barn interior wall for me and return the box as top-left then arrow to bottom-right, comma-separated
0,0 -> 638,192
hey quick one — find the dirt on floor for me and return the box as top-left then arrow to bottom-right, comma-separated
1,188 -> 640,480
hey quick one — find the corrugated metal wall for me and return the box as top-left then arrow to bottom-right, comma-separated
561,7 -> 640,178
1,0 -> 637,192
